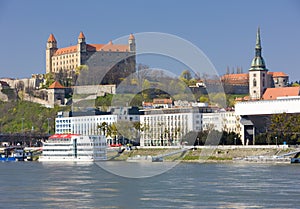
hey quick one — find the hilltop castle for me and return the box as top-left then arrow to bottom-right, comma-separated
46,32 -> 136,85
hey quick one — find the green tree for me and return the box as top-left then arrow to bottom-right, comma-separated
199,95 -> 209,103
269,113 -> 300,144
180,70 -> 192,80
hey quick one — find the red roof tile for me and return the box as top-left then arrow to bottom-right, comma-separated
221,73 -> 249,85
262,87 -> 300,100
47,34 -> 56,42
48,81 -> 65,89
49,134 -> 79,139
153,98 -> 173,104
98,43 -> 128,52
54,45 -> 77,55
268,72 -> 288,77
129,33 -> 135,40
78,31 -> 85,39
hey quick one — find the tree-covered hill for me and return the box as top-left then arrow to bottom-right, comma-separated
0,101 -> 70,134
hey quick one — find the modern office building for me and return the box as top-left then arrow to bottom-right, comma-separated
140,107 -> 203,147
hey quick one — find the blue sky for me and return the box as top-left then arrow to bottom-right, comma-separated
0,0 -> 299,81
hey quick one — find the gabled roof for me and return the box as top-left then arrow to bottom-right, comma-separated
54,45 -> 77,55
48,81 -> 65,89
222,73 -> 249,79
95,43 -> 129,52
268,72 -> 288,77
262,87 -> 300,100
221,73 -> 249,85
53,43 -> 129,56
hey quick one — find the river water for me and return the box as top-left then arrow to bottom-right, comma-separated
0,161 -> 299,209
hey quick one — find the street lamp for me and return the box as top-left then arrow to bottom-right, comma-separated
275,136 -> 278,146
234,137 -> 237,145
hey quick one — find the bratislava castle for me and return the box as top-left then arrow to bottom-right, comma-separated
46,32 -> 136,74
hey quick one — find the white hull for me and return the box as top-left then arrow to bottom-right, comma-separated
38,156 -> 105,162
39,134 -> 107,162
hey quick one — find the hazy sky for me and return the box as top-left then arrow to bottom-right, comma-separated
0,0 -> 299,81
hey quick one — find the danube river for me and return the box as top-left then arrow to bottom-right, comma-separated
0,161 -> 299,208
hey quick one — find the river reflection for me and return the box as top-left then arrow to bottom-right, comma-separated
0,162 -> 299,208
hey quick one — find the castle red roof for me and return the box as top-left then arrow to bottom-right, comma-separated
78,31 -> 85,39
47,34 -> 56,42
54,45 -> 77,55
53,43 -> 129,56
129,33 -> 135,40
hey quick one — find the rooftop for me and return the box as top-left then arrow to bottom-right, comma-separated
262,87 -> 300,100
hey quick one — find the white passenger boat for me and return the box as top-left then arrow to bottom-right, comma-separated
39,134 -> 107,162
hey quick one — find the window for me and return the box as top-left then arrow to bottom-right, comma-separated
253,78 -> 257,87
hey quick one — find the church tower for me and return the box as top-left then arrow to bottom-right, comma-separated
46,34 -> 57,74
249,27 -> 269,100
128,33 -> 136,52
77,31 -> 87,65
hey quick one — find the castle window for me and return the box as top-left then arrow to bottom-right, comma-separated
253,73 -> 256,77
253,78 -> 257,87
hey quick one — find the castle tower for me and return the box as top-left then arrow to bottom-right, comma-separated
249,27 -> 269,100
128,33 -> 136,52
77,32 -> 87,65
46,34 -> 57,74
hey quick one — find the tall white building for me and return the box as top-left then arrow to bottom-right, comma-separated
140,107 -> 203,147
55,107 -> 140,144
202,111 -> 239,133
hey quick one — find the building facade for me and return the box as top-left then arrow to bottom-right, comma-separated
55,107 -> 140,144
202,111 -> 238,133
140,107 -> 203,147
46,32 -> 136,85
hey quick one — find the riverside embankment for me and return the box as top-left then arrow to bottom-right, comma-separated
107,145 -> 297,162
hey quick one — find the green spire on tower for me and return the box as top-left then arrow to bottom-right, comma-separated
256,27 -> 261,49
250,27 -> 267,71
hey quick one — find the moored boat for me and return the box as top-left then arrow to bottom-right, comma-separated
39,134 -> 107,162
0,146 -> 27,161
291,152 -> 300,163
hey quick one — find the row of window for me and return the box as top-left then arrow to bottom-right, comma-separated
53,53 -> 78,60
143,115 -> 190,121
